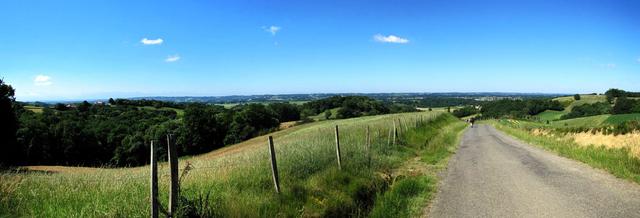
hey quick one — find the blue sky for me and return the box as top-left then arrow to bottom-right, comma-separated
1,0 -> 639,101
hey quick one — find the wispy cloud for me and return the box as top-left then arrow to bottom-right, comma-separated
165,54 -> 180,62
373,34 -> 409,44
263,26 -> 281,36
601,63 -> 616,69
141,38 -> 163,45
637,57 -> 640,63
34,75 -> 52,86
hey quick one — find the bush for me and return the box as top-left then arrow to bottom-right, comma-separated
574,94 -> 581,100
452,106 -> 478,118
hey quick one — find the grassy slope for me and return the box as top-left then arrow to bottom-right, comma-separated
528,113 -> 640,129
536,110 -> 566,121
487,120 -> 640,184
604,113 -> 640,125
553,94 -> 607,112
1,111 -> 464,217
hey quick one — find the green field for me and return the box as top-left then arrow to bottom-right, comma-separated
535,110 -> 567,121
530,113 -> 640,129
1,111 -> 465,217
604,113 -> 640,125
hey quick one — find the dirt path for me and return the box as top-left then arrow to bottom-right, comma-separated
427,124 -> 640,218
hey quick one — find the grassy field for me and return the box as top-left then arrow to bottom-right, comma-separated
309,107 -> 341,121
1,111 -> 465,217
535,110 -> 567,121
553,94 -> 608,112
487,120 -> 640,184
604,113 -> 640,125
530,113 -> 640,129
23,105 -> 44,113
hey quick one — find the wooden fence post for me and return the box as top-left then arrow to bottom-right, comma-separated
268,136 -> 280,193
387,127 -> 392,146
393,121 -> 397,146
366,126 -> 371,167
150,140 -> 158,218
335,125 -> 342,170
167,134 -> 179,218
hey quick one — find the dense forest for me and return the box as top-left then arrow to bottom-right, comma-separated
0,80 -> 416,167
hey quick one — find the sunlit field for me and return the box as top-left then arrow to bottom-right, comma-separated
1,111 -> 465,217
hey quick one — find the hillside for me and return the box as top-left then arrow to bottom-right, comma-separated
1,111 -> 466,217
553,94 -> 608,112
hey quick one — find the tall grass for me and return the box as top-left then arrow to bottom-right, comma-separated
370,115 -> 467,217
488,120 -> 640,184
1,112 -> 465,217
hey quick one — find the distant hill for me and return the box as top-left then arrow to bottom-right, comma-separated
126,92 -> 565,104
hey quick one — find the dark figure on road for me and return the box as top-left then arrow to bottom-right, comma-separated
470,117 -> 475,128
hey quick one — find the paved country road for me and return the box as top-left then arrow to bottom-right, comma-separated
427,124 -> 640,218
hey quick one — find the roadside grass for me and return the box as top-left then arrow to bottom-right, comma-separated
1,111 -> 464,217
370,116 -> 467,217
487,120 -> 640,184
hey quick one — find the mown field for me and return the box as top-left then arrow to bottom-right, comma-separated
1,111 -> 466,217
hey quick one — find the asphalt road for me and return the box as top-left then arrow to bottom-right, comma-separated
427,124 -> 640,218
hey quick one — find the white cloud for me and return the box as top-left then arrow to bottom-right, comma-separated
34,75 -> 52,86
263,26 -> 281,35
141,38 -> 163,45
637,57 -> 640,63
373,34 -> 409,44
603,63 -> 616,69
165,54 -> 180,62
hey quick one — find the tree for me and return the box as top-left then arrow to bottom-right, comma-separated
267,102 -> 300,122
324,110 -> 332,120
612,97 -> 637,114
573,94 -> 581,100
78,101 -> 91,112
0,79 -> 20,165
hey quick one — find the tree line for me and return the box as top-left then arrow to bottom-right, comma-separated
477,99 -> 564,119
0,79 -> 417,167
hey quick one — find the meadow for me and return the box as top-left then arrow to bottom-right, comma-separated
1,111 -> 466,217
